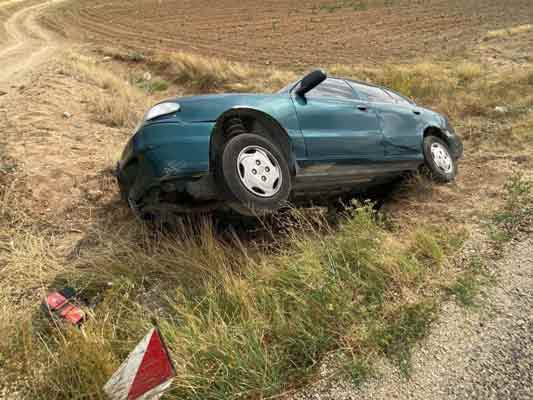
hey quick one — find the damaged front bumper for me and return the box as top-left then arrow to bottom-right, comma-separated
115,120 -> 221,213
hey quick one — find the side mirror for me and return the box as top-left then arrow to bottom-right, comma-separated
295,70 -> 327,97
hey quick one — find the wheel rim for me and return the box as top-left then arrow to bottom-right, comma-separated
430,142 -> 453,174
236,145 -> 282,198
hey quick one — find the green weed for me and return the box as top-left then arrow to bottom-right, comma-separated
136,77 -> 170,93
448,274 -> 479,307
493,172 -> 533,238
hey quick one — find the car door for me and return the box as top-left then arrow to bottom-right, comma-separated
291,78 -> 384,170
348,82 -> 424,159
376,102 -> 426,158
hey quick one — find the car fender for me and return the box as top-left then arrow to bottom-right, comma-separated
143,94 -> 306,156
210,104 -> 306,162
418,109 -> 463,159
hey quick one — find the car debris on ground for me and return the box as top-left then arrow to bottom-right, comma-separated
42,287 -> 86,326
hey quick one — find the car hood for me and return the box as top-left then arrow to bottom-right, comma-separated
165,93 -> 283,123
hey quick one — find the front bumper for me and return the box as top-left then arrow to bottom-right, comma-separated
116,120 -> 215,203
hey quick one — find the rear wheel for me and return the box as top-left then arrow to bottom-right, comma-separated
218,133 -> 291,216
423,136 -> 457,182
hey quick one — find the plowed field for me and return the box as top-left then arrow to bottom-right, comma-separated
42,0 -> 533,67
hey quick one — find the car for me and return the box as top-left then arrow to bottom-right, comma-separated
116,70 -> 463,217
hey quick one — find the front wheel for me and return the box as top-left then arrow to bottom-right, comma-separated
422,136 -> 457,183
218,133 -> 291,216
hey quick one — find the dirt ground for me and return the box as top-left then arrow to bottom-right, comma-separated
0,1 -> 532,399
0,0 -> 121,220
0,0 -> 63,89
40,0 -> 533,68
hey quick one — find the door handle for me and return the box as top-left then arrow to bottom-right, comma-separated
413,110 -> 421,115
357,105 -> 368,112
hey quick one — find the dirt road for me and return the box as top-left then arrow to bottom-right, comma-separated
0,0 -> 62,89
0,0 -> 128,228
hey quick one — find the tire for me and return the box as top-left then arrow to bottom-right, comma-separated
422,135 -> 457,183
218,133 -> 291,216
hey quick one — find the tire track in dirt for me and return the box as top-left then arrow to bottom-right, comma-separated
0,0 -> 63,89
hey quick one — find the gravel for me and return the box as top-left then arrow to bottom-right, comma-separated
292,237 -> 533,400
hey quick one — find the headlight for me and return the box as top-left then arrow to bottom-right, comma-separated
144,102 -> 180,121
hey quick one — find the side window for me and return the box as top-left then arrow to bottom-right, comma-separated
385,89 -> 413,105
349,82 -> 395,104
306,78 -> 355,100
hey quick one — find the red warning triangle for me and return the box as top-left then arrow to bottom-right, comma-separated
104,327 -> 175,400
127,329 -> 174,400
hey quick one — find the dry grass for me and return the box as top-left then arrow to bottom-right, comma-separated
331,60 -> 533,135
60,53 -> 150,128
61,50 -> 296,129
151,51 -> 297,92
455,62 -> 484,84
101,47 -> 297,93
485,24 -> 533,40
